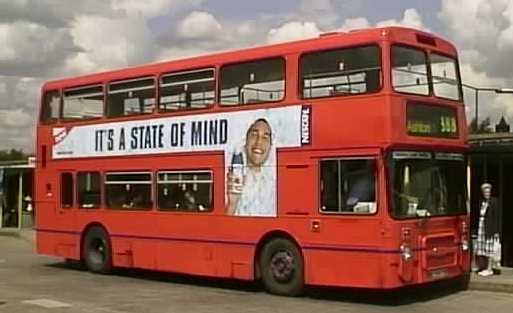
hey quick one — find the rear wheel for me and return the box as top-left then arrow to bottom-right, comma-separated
259,238 -> 304,296
82,226 -> 112,274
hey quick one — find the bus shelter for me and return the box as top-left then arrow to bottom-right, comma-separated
0,158 -> 35,230
469,132 -> 513,268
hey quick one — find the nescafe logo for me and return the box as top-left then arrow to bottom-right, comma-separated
301,105 -> 311,145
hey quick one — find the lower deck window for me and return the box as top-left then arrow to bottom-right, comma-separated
320,158 -> 376,214
61,172 -> 74,208
77,171 -> 101,208
157,171 -> 212,211
105,172 -> 152,209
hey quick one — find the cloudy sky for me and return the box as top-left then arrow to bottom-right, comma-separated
1,0 -> 513,152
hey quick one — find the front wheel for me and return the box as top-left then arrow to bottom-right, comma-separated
82,226 -> 112,274
260,238 -> 304,296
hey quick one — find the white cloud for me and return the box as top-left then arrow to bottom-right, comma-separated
0,76 -> 41,150
297,0 -> 362,29
112,0 -> 204,18
438,0 -> 513,77
498,1 -> 513,50
336,9 -> 425,33
176,11 -> 222,39
438,0 -> 513,124
338,17 -> 371,32
112,0 -> 174,17
267,21 -> 321,43
0,21 -> 76,76
439,0 -> 508,46
376,8 -> 425,30
235,21 -> 257,37
157,46 -> 211,61
66,14 -> 156,74
0,22 -> 58,62
0,108 -> 33,127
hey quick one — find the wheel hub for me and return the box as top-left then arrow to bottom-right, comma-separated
270,250 -> 295,283
89,239 -> 106,264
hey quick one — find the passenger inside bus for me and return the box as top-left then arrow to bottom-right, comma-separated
158,185 -> 202,211
345,170 -> 375,211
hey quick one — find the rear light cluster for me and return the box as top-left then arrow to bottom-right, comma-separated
461,220 -> 469,251
400,227 -> 413,260
400,244 -> 413,261
398,227 -> 414,282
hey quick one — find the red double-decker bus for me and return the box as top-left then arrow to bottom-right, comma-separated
36,27 -> 469,296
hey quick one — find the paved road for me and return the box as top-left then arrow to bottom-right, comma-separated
1,235 -> 513,313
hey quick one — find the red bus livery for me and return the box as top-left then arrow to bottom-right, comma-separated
36,27 -> 469,296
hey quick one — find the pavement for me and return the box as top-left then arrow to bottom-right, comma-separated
2,228 -> 513,294
0,227 -> 34,243
470,267 -> 513,293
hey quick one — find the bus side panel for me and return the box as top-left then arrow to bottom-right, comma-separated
155,240 -> 254,280
154,215 -> 255,280
36,229 -> 79,260
304,250 -> 384,288
300,218 -> 386,288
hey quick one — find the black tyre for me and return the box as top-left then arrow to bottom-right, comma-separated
259,238 -> 304,296
82,226 -> 112,274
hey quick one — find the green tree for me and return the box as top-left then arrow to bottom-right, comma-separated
468,117 -> 493,134
0,149 -> 28,162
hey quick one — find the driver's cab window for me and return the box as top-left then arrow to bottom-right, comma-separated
320,158 -> 376,214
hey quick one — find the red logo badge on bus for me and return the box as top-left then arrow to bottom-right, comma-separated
52,127 -> 70,144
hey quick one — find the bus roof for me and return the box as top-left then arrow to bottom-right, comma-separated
43,26 -> 457,90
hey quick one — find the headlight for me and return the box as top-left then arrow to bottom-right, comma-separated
461,239 -> 469,251
400,244 -> 413,261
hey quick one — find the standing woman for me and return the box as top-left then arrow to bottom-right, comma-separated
476,183 -> 502,276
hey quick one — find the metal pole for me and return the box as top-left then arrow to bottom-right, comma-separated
17,172 -> 23,230
475,89 -> 479,131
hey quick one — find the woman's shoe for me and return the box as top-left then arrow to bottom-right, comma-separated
478,269 -> 494,277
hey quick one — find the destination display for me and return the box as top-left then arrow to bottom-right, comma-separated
406,103 -> 458,138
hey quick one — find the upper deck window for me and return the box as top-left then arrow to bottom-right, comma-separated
63,84 -> 104,120
40,90 -> 60,124
160,68 -> 214,110
392,46 -> 429,96
108,77 -> 155,117
220,58 -> 285,105
430,53 -> 461,101
300,45 -> 380,99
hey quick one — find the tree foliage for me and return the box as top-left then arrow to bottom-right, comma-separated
0,149 -> 29,162
468,117 -> 493,134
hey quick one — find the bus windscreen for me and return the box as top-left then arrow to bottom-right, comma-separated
389,151 -> 467,218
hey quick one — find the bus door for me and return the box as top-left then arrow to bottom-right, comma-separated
51,170 -> 76,258
56,171 -> 75,228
